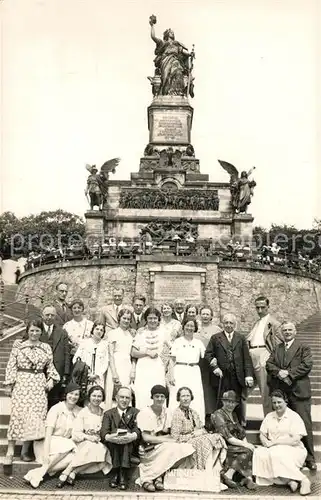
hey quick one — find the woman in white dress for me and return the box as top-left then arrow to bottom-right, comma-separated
57,385 -> 112,487
23,383 -> 82,488
131,307 -> 168,410
160,302 -> 182,382
107,308 -> 136,408
137,385 -> 194,492
253,390 -> 311,495
168,319 -> 206,424
73,321 -> 109,395
63,299 -> 94,355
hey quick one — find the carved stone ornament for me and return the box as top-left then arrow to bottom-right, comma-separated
119,188 -> 219,211
140,218 -> 198,243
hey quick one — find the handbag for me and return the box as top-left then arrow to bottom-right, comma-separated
70,357 -> 89,404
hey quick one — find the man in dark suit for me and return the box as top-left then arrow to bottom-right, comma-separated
53,282 -> 73,326
205,313 -> 254,423
130,295 -> 146,332
266,321 -> 316,470
101,386 -> 140,490
172,298 -> 185,323
41,304 -> 71,408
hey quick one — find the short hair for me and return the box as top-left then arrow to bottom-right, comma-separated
113,288 -> 124,295
70,299 -> 85,310
174,298 -> 185,306
117,307 -> 133,323
281,321 -> 296,332
176,386 -> 194,402
255,296 -> 269,306
222,313 -> 237,324
87,385 -> 105,402
182,318 -> 198,333
199,305 -> 213,317
56,282 -> 68,290
26,318 -> 44,335
161,302 -> 174,312
270,389 -> 288,404
132,295 -> 146,305
185,304 -> 199,315
115,386 -> 133,398
143,306 -> 161,323
42,304 -> 57,314
90,321 -> 106,339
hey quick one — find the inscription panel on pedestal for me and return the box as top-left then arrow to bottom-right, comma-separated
151,109 -> 189,144
154,272 -> 201,302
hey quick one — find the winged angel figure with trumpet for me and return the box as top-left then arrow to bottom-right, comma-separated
218,160 -> 256,214
85,158 -> 120,210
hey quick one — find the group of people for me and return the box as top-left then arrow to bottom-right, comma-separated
2,282 -> 316,494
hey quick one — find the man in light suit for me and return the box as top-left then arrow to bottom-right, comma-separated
172,298 -> 185,323
98,288 -> 126,332
245,296 -> 281,415
53,282 -> 73,326
130,295 -> 146,332
40,304 -> 71,408
101,387 -> 140,490
205,313 -> 254,423
266,322 -> 316,471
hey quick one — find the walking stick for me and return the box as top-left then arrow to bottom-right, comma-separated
216,375 -> 223,409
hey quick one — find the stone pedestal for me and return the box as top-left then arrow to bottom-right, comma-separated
148,96 -> 193,147
231,214 -> 254,242
85,211 -> 104,241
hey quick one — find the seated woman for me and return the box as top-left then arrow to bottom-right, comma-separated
24,383 -> 81,488
171,387 -> 226,474
57,385 -> 112,487
211,390 -> 256,490
253,390 -> 311,495
137,385 -> 194,493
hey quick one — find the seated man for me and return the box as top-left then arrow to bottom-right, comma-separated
100,386 -> 140,490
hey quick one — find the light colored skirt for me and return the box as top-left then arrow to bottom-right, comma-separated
134,356 -> 166,410
253,444 -> 307,485
70,440 -> 112,475
137,442 -> 194,484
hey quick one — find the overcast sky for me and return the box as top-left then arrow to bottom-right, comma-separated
1,0 -> 320,229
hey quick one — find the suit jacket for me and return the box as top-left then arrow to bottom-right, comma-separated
100,407 -> 141,442
40,324 -> 71,378
53,300 -> 73,327
97,303 -> 128,332
204,330 -> 254,388
172,311 -> 184,323
266,339 -> 312,400
246,314 -> 282,353
130,315 -> 146,331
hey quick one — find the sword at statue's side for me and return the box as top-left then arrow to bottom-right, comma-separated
187,44 -> 195,98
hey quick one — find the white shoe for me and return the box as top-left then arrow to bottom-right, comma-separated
288,480 -> 299,492
300,477 -> 311,496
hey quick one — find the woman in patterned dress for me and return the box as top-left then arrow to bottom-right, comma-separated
168,319 -> 206,423
3,319 -> 60,470
131,307 -> 169,410
171,387 -> 226,473
195,306 -> 222,420
23,383 -> 82,488
211,390 -> 256,490
57,385 -> 112,487
73,321 -> 109,396
107,308 -> 136,409
63,299 -> 94,355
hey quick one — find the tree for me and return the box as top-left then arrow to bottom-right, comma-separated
0,210 -> 85,257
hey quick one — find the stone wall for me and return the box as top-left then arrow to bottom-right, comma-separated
17,258 -> 321,330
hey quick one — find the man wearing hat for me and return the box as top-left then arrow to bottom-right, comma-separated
205,313 -> 254,423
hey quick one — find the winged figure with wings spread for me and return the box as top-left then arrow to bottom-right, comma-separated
218,160 -> 256,214
85,158 -> 120,210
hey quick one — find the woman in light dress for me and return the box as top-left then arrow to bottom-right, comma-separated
63,299 -> 94,355
159,302 -> 182,382
168,319 -> 206,424
3,319 -> 60,473
195,306 -> 222,420
131,307 -> 169,410
253,390 -> 311,495
73,321 -> 109,396
182,304 -> 198,324
106,308 -> 136,409
57,385 -> 112,487
24,383 -> 82,488
137,385 -> 194,492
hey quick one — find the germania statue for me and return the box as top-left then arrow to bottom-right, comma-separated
149,15 -> 195,98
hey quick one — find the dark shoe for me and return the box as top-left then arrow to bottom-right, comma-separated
57,473 -> 68,488
221,473 -> 237,489
118,468 -> 127,490
20,454 -> 33,462
3,455 -> 13,476
244,477 -> 257,490
143,481 -> 156,492
306,460 -> 317,471
109,470 -> 119,488
154,476 -> 164,491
